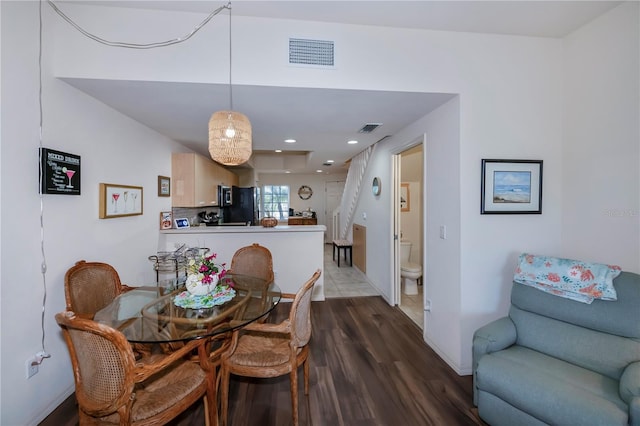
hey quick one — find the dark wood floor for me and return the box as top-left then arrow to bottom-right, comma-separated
41,296 -> 484,426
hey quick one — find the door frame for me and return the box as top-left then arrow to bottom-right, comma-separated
391,134 -> 427,312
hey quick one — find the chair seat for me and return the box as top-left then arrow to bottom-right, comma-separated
99,359 -> 207,424
230,334 -> 301,367
332,239 -> 352,247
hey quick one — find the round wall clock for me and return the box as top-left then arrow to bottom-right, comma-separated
298,185 -> 313,200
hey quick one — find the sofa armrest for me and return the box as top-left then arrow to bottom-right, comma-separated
473,317 -> 517,368
472,316 -> 516,405
621,361 -> 640,425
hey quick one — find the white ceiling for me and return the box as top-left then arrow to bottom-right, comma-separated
59,1 -> 620,174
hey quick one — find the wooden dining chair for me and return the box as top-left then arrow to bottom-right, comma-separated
55,311 -> 215,426
229,243 -> 275,323
229,243 -> 275,283
219,269 -> 322,426
64,260 -> 133,319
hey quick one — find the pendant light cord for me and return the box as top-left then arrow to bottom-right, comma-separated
47,0 -> 228,49
36,0 -> 232,362
228,1 -> 234,110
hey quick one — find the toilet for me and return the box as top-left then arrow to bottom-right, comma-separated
400,241 -> 422,295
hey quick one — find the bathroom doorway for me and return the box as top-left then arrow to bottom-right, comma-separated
394,139 -> 425,329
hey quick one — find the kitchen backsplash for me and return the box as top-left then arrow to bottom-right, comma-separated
172,206 -> 221,226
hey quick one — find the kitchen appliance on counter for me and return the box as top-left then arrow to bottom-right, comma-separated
198,211 -> 219,226
222,186 -> 260,225
218,185 -> 232,207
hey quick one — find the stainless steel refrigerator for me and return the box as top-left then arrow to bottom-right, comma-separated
224,186 -> 260,225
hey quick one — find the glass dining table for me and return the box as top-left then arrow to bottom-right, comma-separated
94,274 -> 281,343
93,274 -> 281,426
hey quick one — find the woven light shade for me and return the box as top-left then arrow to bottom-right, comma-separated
208,110 -> 252,166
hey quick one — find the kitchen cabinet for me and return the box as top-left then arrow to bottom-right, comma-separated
171,153 -> 238,207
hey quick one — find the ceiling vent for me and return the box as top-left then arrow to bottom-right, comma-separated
358,123 -> 382,133
289,38 -> 334,67
322,162 -> 333,167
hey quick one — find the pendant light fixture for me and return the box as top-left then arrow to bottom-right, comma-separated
209,1 -> 252,166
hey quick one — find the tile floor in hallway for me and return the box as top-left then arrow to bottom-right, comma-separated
322,243 -> 424,329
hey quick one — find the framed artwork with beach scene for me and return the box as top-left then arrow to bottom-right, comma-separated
99,183 -> 143,219
481,159 -> 542,214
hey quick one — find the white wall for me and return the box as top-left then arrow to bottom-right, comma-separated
562,1 -> 640,272
1,3 -> 185,424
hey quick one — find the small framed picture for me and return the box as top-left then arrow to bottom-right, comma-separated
99,183 -> 143,219
400,183 -> 410,212
481,159 -> 543,214
158,175 -> 171,197
174,217 -> 190,229
160,211 -> 172,229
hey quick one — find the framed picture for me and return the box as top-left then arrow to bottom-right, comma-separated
400,183 -> 410,212
481,159 -> 543,214
158,175 -> 170,197
99,183 -> 143,219
160,211 -> 172,229
39,147 -> 81,195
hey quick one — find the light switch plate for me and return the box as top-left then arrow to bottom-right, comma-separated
439,225 -> 447,239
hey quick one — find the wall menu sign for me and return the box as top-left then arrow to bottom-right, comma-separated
39,148 -> 81,195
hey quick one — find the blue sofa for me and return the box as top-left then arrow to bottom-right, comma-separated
473,271 -> 640,426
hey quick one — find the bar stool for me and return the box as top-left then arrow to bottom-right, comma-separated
332,239 -> 353,267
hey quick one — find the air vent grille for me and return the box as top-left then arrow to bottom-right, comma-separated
358,123 -> 382,133
289,38 -> 334,66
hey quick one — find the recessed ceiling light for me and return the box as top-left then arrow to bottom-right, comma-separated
326,160 -> 334,163
275,149 -> 282,153
316,169 -> 323,173
347,140 -> 358,144
284,139 -> 296,143
285,170 -> 291,173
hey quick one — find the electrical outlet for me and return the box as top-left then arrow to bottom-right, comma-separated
25,357 -> 38,379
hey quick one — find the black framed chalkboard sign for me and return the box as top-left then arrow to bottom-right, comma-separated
39,148 -> 81,195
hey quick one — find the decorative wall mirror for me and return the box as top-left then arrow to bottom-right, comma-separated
372,177 -> 381,196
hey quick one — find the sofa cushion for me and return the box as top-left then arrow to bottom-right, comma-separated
511,271 -> 640,338
476,345 -> 628,426
510,305 -> 640,380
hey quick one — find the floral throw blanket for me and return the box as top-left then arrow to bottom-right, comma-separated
514,253 -> 622,304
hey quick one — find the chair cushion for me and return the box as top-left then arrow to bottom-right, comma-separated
99,360 -> 206,424
231,334 -> 296,367
476,345 -> 628,426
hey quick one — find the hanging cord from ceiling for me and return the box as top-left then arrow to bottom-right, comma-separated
35,1 -> 231,362
47,0 -> 229,49
36,0 -> 52,365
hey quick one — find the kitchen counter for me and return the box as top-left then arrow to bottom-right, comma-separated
158,225 -> 326,300
161,225 -> 325,234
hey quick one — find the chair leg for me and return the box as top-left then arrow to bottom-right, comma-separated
290,368 -> 299,426
220,367 -> 231,426
303,357 -> 310,395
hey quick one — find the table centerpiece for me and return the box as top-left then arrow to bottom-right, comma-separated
173,252 -> 235,309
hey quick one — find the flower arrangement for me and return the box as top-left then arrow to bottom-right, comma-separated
184,253 -> 228,296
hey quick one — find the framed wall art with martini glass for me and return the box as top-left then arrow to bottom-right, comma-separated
99,183 -> 143,219
481,159 -> 543,214
39,147 -> 81,195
